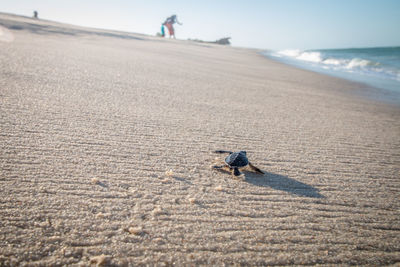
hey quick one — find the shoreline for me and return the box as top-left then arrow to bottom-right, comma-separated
261,49 -> 400,106
1,13 -> 400,265
272,57 -> 400,108
256,50 -> 400,110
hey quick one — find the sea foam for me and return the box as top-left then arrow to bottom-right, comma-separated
275,50 -> 377,70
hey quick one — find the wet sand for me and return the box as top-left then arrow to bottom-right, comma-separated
1,13 -> 399,265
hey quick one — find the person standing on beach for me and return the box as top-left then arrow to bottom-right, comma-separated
163,15 -> 182,39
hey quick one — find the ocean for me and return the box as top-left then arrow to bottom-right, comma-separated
264,47 -> 400,103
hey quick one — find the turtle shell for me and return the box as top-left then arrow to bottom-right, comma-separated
225,151 -> 249,168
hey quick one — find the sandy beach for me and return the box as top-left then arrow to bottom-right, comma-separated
1,13 -> 399,265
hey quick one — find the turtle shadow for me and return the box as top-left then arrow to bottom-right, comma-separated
244,171 -> 324,198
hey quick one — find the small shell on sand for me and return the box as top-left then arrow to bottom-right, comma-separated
91,178 -> 100,185
215,185 -> 224,192
165,169 -> 174,177
128,227 -> 143,235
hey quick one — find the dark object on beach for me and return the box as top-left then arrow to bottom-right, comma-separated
189,37 -> 231,46
33,11 -> 38,19
213,150 -> 264,176
214,37 -> 231,45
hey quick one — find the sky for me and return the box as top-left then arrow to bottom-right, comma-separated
1,0 -> 400,50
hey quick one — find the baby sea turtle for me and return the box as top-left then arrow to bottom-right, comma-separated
213,150 -> 264,176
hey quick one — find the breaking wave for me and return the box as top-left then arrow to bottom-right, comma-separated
273,49 -> 388,74
265,47 -> 400,95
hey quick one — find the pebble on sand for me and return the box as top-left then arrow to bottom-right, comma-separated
215,185 -> 224,192
188,197 -> 197,204
165,169 -> 174,177
89,254 -> 109,266
95,212 -> 105,219
152,206 -> 167,216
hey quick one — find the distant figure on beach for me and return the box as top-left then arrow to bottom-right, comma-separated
163,15 -> 182,38
33,11 -> 38,19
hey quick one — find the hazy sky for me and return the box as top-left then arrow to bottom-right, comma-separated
2,0 -> 400,50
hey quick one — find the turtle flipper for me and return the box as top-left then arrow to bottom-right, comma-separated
214,150 -> 233,154
212,165 -> 232,174
212,165 -> 225,169
233,167 -> 241,176
248,162 -> 264,174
